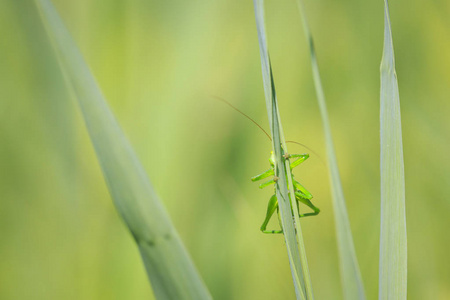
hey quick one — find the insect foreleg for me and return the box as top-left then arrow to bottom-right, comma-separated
289,154 -> 310,170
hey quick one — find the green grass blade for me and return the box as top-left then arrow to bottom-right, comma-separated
295,1 -> 366,299
253,1 -> 314,299
379,1 -> 407,299
33,0 -> 212,299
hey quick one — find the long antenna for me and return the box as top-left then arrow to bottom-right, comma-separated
213,96 -> 272,141
213,96 -> 324,164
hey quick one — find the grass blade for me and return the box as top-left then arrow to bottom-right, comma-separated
33,0 -> 212,299
379,1 -> 407,299
295,1 -> 366,299
253,1 -> 314,299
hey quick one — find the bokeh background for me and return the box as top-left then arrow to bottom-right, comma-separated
1,0 -> 449,299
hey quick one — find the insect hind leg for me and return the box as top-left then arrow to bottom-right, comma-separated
295,192 -> 320,218
260,194 -> 283,234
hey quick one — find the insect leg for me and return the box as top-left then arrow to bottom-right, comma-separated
258,178 -> 276,189
251,168 -> 274,182
289,154 -> 310,170
293,180 -> 313,200
260,194 -> 283,234
295,192 -> 320,218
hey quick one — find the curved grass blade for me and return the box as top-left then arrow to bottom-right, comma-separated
379,1 -> 407,299
253,1 -> 314,299
295,1 -> 366,299
33,0 -> 212,299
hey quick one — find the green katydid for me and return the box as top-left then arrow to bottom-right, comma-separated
214,96 -> 320,234
251,150 -> 320,234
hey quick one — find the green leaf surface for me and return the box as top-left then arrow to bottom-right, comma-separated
379,1 -> 407,299
295,1 -> 366,299
253,1 -> 314,299
33,0 -> 211,299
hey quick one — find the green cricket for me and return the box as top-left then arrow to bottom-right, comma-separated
215,96 -> 320,234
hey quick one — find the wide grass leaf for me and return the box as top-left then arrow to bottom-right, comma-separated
295,1 -> 366,299
379,1 -> 407,299
33,0 -> 212,299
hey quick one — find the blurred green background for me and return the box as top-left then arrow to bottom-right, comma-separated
0,0 -> 449,299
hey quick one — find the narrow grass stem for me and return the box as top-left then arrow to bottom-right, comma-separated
295,1 -> 366,299
379,1 -> 407,299
253,1 -> 314,299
